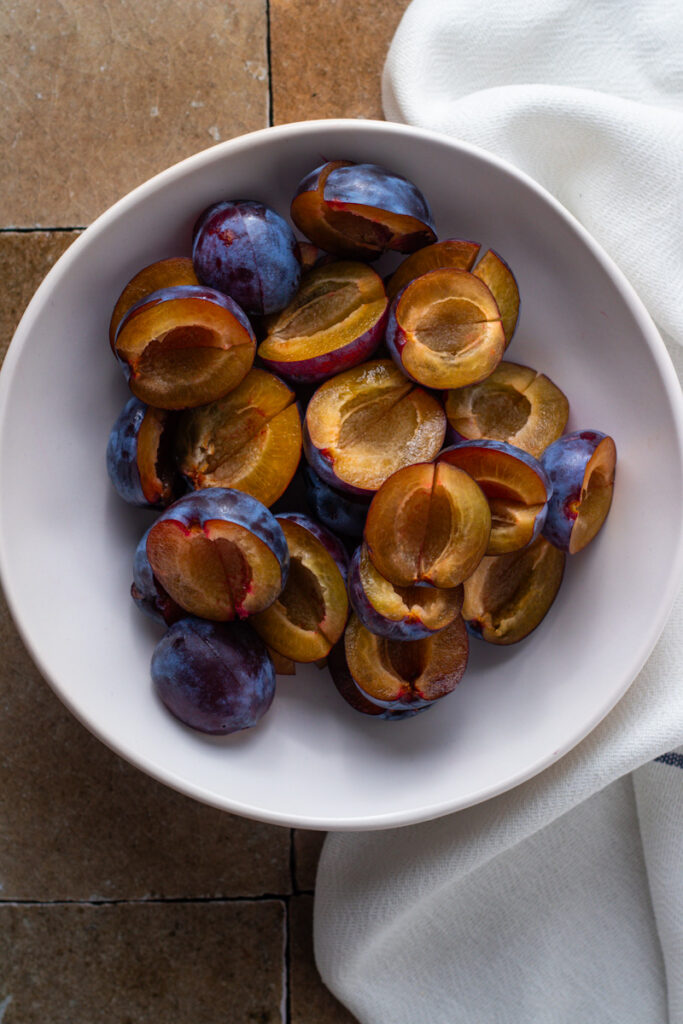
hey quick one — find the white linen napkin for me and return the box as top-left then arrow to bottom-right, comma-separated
313,2 -> 683,1021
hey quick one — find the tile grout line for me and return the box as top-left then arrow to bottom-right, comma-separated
0,226 -> 85,233
265,0 -> 274,127
0,894 -> 292,907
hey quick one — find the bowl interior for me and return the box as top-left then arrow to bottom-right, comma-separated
1,120 -> 681,829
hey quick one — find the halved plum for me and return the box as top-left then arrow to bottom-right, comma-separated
251,516 -> 349,662
364,461 -> 491,588
444,361 -> 569,457
192,200 -> 300,316
341,612 -> 468,711
304,359 -> 446,496
386,238 -> 481,301
541,431 -> 617,554
114,285 -> 256,409
304,466 -> 369,539
131,527 -> 184,626
291,160 -> 436,260
276,512 -> 349,582
462,536 -> 566,644
106,396 -> 179,508
175,368 -> 302,507
146,488 -> 288,622
109,257 -> 198,350
327,641 -> 432,720
438,440 -> 551,555
348,544 -> 463,641
386,268 -> 506,389
151,617 -> 276,734
472,249 -> 520,346
257,262 -> 388,382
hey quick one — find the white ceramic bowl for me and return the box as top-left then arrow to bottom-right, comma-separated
1,120 -> 681,830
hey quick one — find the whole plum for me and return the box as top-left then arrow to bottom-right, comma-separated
192,200 -> 300,316
151,617 -> 276,734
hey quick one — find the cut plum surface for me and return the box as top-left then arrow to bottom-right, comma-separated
386,268 -> 506,389
192,200 -> 300,316
152,617 -> 276,734
106,396 -> 179,508
114,285 -> 256,409
364,461 -> 491,588
251,517 -> 349,662
542,431 -> 617,554
438,440 -> 551,555
291,160 -> 436,260
472,249 -> 520,346
258,261 -> 388,382
176,368 -> 302,507
348,544 -> 463,641
342,612 -> 469,710
445,361 -> 569,457
131,527 -> 184,626
276,512 -> 349,582
109,257 -> 198,350
267,646 -> 297,675
463,536 -> 566,644
386,238 -> 481,301
146,489 -> 288,622
328,642 -> 431,720
304,359 -> 446,496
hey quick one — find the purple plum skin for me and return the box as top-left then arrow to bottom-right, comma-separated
327,642 -> 430,721
150,487 -> 290,587
192,201 -> 301,316
296,163 -> 435,237
114,284 -> 255,385
303,466 -> 369,538
347,546 -> 438,641
541,430 -> 612,551
259,307 -> 388,384
441,438 -> 552,546
276,512 -> 349,582
106,396 -> 150,506
131,527 -> 183,626
151,617 -> 276,734
384,290 -> 422,384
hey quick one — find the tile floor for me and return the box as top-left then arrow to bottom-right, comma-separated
0,1 -> 410,1020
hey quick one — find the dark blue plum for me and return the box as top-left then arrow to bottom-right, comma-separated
192,200 -> 300,316
106,396 -> 177,508
276,511 -> 349,581
151,617 -> 276,734
541,431 -> 617,554
303,466 -> 369,539
131,527 -> 183,626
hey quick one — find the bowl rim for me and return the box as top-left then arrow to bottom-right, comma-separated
1,117 -> 682,831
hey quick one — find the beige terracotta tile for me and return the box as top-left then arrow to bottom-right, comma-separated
0,232 -> 80,363
0,900 -> 284,1023
290,894 -> 359,1024
0,590 -> 291,900
270,0 -> 411,124
294,830 -> 326,891
0,0 -> 268,227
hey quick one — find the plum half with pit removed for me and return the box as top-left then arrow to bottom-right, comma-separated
444,361 -> 569,457
303,359 -> 446,497
258,261 -> 388,382
541,431 -> 617,554
438,440 -> 551,555
364,461 -> 491,589
109,257 -> 198,349
146,488 -> 288,622
291,160 -> 436,260
152,617 -> 275,734
114,285 -> 256,410
175,368 -> 302,508
106,396 -> 179,508
250,514 -> 349,663
348,544 -> 463,641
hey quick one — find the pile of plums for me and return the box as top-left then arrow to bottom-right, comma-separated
106,159 -> 617,735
